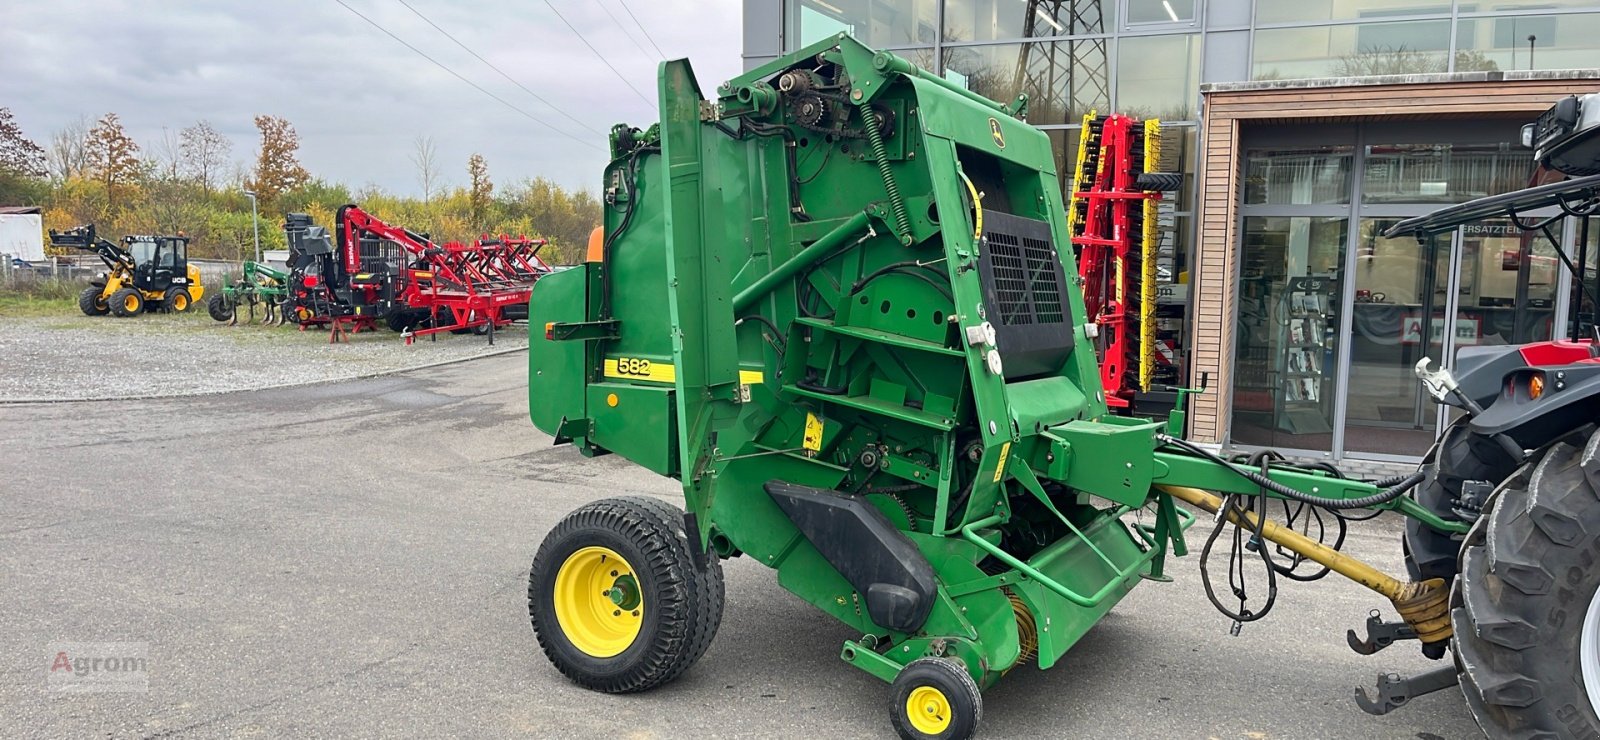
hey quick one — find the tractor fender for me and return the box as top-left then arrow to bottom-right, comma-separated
1451,344 -> 1529,411
1469,363 -> 1600,447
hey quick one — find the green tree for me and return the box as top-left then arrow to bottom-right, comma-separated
467,153 -> 492,230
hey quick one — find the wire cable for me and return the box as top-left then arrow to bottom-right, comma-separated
539,0 -> 657,108
331,0 -> 600,150
392,0 -> 603,136
617,0 -> 668,58
1160,434 -> 1425,509
593,0 -> 655,60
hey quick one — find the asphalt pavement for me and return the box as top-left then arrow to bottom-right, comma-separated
0,352 -> 1485,738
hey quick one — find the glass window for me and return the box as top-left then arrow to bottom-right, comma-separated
1128,0 -> 1195,24
943,0 -> 1112,43
1116,34 -> 1200,121
1257,1 -> 1451,25
942,41 -> 1111,125
1252,20 -> 1452,79
1362,142 -> 1532,204
1455,13 -> 1600,72
1232,216 -> 1349,450
1243,146 -> 1354,206
797,0 -> 938,48
1458,220 -> 1560,345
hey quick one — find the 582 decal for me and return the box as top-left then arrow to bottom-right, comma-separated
614,357 -> 652,376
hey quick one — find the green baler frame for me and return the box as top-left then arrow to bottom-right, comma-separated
528,34 -> 1459,697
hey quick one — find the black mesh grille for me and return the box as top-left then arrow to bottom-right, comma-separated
974,209 -> 1075,379
982,225 -> 1065,326
358,237 -> 404,274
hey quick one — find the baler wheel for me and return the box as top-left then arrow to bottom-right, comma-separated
529,496 -> 724,694
891,658 -> 981,740
78,287 -> 109,316
1454,426 -> 1600,737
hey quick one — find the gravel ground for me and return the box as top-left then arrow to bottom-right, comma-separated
0,312 -> 528,401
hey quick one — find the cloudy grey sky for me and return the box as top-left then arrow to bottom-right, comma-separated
0,0 -> 745,195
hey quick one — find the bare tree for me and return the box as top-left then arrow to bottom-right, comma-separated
179,120 -> 232,195
411,135 -> 439,204
151,127 -> 182,180
47,115 -> 91,181
467,153 -> 492,229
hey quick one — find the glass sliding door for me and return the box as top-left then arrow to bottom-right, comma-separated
1455,219 -> 1560,347
1232,216 -> 1348,451
1342,218 -> 1449,457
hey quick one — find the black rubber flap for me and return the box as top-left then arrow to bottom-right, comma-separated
763,480 -> 937,633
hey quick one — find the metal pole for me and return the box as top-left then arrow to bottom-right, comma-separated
248,194 -> 261,264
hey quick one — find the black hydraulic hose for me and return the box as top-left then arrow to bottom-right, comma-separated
1158,434 -> 1426,509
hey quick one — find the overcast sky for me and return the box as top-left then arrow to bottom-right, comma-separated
0,0 -> 745,196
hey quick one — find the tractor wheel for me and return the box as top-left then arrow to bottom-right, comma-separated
1454,426 -> 1600,737
528,496 -> 724,694
207,294 -> 234,322
890,658 -> 982,740
110,288 -> 144,317
78,287 -> 109,316
1404,420 -> 1519,581
164,287 -> 193,313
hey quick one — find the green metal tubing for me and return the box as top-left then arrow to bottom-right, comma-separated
959,512 -> 1159,608
862,109 -> 912,245
731,210 -> 873,313
870,51 -> 1014,116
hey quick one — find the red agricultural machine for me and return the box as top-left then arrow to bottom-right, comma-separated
1068,113 -> 1183,412
281,205 -> 553,343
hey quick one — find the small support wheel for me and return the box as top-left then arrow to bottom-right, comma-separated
207,293 -> 235,322
891,658 -> 982,740
528,496 -> 724,694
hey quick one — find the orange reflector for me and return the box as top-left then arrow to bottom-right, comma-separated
545,321 -> 556,340
1529,374 -> 1544,399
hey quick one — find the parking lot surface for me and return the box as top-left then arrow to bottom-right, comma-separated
0,352 -> 1483,738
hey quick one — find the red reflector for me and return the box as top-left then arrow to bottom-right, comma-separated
303,276 -> 319,287
544,321 -> 556,341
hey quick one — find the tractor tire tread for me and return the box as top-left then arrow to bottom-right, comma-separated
1455,429 -> 1600,737
109,288 -> 143,317
78,287 -> 108,316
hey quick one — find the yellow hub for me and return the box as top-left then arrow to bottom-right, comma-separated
123,294 -> 140,312
173,293 -> 189,310
906,685 -> 952,735
553,546 -> 644,658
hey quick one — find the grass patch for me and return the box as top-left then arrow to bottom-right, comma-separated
0,284 -> 79,317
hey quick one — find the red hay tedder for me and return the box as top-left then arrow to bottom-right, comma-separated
283,204 -> 555,344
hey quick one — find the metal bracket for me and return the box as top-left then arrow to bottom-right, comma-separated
1346,609 -> 1417,655
1414,358 -> 1458,404
547,319 -> 620,341
1354,665 -> 1458,716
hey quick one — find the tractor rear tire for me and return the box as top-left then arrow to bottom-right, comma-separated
1405,420 -> 1519,581
110,288 -> 144,317
164,287 -> 193,313
208,294 -> 234,322
890,658 -> 982,740
528,496 -> 724,694
1454,426 -> 1600,738
78,287 -> 109,316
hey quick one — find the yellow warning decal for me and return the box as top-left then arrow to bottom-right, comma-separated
803,412 -> 824,453
992,441 -> 1012,483
603,358 -> 763,385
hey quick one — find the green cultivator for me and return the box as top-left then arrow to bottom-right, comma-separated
525,37 -> 1600,738
208,261 -> 288,325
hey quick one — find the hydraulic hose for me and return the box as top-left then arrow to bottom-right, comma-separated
863,108 -> 913,245
1158,434 -> 1425,509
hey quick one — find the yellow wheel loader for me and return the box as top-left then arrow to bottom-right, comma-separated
49,224 -> 204,317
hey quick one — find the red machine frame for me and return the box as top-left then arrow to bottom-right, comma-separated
1070,114 -> 1167,410
334,205 -> 552,343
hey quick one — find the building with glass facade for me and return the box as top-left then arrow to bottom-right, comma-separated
741,0 -> 1600,463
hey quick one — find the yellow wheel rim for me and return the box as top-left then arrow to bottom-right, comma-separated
123,294 -> 140,312
552,546 -> 644,658
906,685 -> 952,735
174,294 -> 188,310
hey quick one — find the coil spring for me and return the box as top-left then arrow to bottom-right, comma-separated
863,108 -> 913,245
1008,590 -> 1039,666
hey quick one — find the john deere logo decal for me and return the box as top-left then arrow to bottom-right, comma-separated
989,117 -> 1005,149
